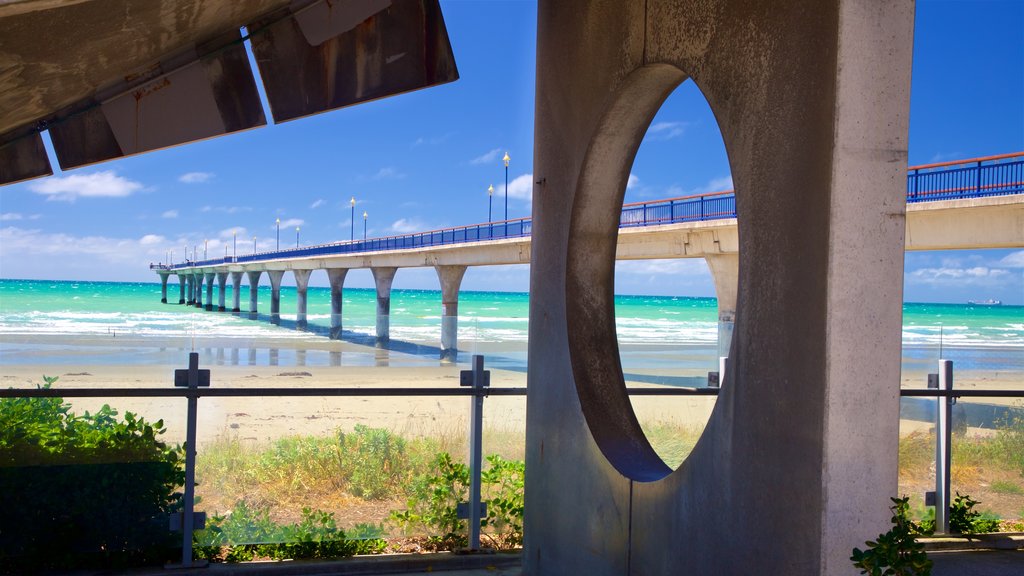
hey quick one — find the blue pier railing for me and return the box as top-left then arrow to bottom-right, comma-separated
163,152 -> 1022,271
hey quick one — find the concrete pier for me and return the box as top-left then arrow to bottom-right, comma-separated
705,254 -> 738,358
204,273 -> 214,311
435,265 -> 467,361
186,274 -> 195,305
230,272 -> 242,313
216,272 -> 227,312
293,270 -> 312,329
267,270 -> 285,325
177,275 -> 186,304
246,271 -> 261,318
159,273 -> 169,304
371,267 -> 397,343
327,269 -> 348,339
194,273 -> 203,308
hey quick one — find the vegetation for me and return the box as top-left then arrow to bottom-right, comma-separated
0,377 -> 184,571
851,496 -> 932,576
918,492 -> 1002,535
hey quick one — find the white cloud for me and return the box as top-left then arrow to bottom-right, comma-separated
29,171 -> 144,202
200,205 -> 251,214
389,218 -> 430,234
219,227 -> 247,239
1,213 -> 23,221
997,250 -> 1024,268
908,266 -> 1010,287
692,176 -> 733,195
0,226 -> 171,271
179,171 -> 214,184
162,210 -> 178,219
139,234 -> 165,246
310,199 -> 325,209
645,121 -> 687,140
274,218 -> 304,229
627,173 -> 640,190
371,167 -> 405,180
471,148 -> 502,165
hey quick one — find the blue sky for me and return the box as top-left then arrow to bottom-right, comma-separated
0,0 -> 1021,304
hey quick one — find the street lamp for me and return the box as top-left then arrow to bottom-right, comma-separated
253,236 -> 256,254
503,151 -> 510,221
487,184 -> 494,222
204,239 -> 208,260
276,218 -> 280,250
350,196 -> 356,241
363,211 -> 368,240
233,231 -> 237,258
296,226 -> 300,248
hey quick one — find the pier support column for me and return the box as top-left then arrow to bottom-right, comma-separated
267,271 -> 285,325
159,273 -> 169,304
177,274 -> 187,305
194,274 -> 204,308
293,270 -> 312,329
186,274 -> 194,305
217,273 -> 228,312
204,273 -> 215,311
230,272 -> 243,313
327,269 -> 348,339
247,271 -> 262,318
371,267 -> 398,344
706,254 -> 738,359
435,265 -> 467,361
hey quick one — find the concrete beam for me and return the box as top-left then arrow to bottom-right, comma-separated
435,265 -> 467,361
327,268 -> 348,339
906,194 -> 1024,250
371,267 -> 397,343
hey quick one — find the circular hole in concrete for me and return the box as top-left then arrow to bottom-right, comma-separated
567,69 -> 735,480
616,80 -> 732,469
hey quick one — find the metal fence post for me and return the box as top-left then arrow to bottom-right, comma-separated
935,359 -> 953,534
459,355 -> 490,550
168,352 -> 209,569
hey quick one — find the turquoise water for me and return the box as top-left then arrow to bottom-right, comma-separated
0,279 -> 1021,372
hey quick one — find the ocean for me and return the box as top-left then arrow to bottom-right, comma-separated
0,278 -> 1021,378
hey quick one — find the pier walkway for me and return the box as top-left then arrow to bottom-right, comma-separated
152,152 -> 1024,358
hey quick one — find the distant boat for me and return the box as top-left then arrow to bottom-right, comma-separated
968,299 -> 1002,306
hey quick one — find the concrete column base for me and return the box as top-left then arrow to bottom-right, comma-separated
267,271 -> 285,326
371,267 -> 398,343
247,271 -> 262,317
328,269 -> 348,340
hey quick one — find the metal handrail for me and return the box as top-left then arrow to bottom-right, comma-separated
164,152 -> 1023,271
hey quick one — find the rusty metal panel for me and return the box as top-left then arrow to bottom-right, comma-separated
291,0 -> 392,46
0,131 -> 52,185
47,31 -> 265,170
250,0 -> 459,124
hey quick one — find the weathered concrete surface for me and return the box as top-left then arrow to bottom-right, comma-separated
705,253 -> 737,358
906,194 -> 1024,250
435,265 -> 467,361
267,270 -> 285,324
230,271 -> 243,312
246,271 -> 262,315
525,1 -> 914,575
216,272 -> 228,311
293,269 -> 312,328
371,267 -> 398,342
177,274 -> 186,305
204,273 -> 215,311
327,268 -> 348,339
158,272 -> 169,304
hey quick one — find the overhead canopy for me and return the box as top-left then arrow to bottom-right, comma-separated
0,0 -> 459,185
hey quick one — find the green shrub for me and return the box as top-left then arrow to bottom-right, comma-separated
0,377 -> 184,571
918,492 -> 1001,535
851,496 -> 932,576
194,502 -> 385,562
390,452 -> 525,550
339,425 -> 410,499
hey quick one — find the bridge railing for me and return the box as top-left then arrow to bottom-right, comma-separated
166,152 -> 1022,270
907,152 -> 1023,203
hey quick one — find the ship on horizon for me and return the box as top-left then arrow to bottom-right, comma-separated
967,298 -> 1003,306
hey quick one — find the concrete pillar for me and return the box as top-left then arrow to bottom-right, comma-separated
159,273 -> 169,304
204,273 -> 215,311
267,270 -> 285,325
293,269 -> 312,329
246,271 -> 262,317
194,274 -> 203,308
230,272 -> 243,313
177,274 -> 186,305
217,272 -> 228,312
186,274 -> 194,305
525,2 -> 914,575
327,269 -> 349,339
705,254 -> 738,359
435,265 -> 467,361
371,267 -> 397,343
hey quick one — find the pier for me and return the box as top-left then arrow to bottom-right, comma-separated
153,152 -> 1024,359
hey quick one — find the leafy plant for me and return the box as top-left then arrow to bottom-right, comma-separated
390,452 -> 525,550
918,492 -> 1001,535
851,496 -> 932,576
0,377 -> 184,570
193,502 -> 386,562
339,425 -> 410,499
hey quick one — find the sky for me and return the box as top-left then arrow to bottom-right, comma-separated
0,0 -> 1022,304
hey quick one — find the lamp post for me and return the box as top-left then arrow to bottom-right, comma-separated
503,151 -> 510,221
363,211 -> 368,240
296,226 -> 300,248
233,231 -> 237,258
276,218 -> 280,250
253,236 -> 256,254
204,239 -> 208,260
487,184 -> 493,222
350,196 -> 356,241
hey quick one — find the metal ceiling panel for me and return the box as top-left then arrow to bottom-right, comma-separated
0,131 -> 51,186
291,0 -> 392,46
250,0 -> 459,124
47,31 -> 266,170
